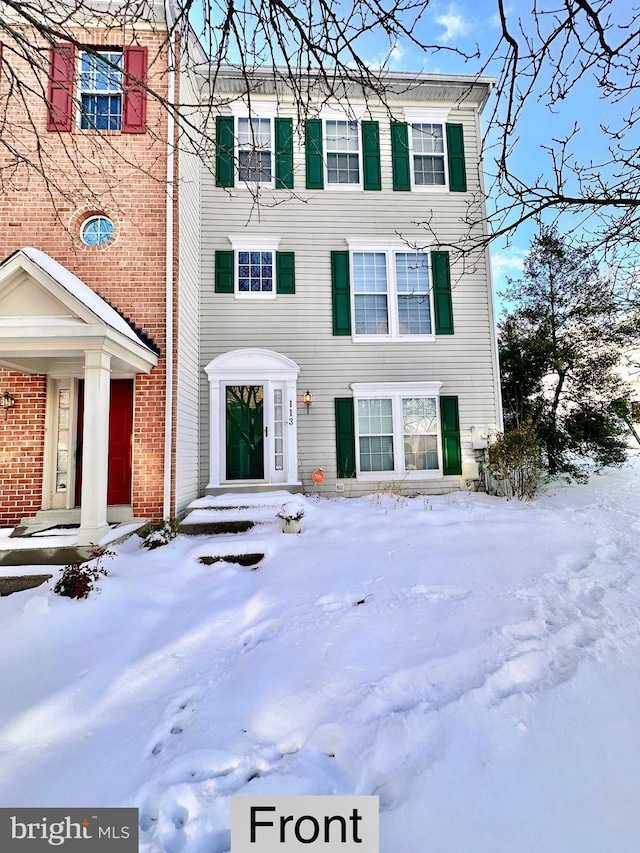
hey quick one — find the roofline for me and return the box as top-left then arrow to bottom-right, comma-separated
197,64 -> 495,111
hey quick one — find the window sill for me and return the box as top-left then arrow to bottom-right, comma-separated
237,180 -> 276,191
234,292 -> 277,300
411,185 -> 450,193
324,184 -> 364,191
351,334 -> 436,343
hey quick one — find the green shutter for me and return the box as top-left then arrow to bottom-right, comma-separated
391,121 -> 411,191
215,250 -> 234,293
331,251 -> 351,336
305,118 -> 324,189
215,115 -> 235,188
275,117 -> 294,189
431,250 -> 454,335
276,252 -> 295,294
362,120 -> 381,191
440,396 -> 462,475
446,123 -> 467,192
335,398 -> 356,478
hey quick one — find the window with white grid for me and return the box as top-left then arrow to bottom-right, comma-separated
352,382 -> 443,478
350,249 -> 434,339
411,123 -> 446,186
79,51 -> 122,130
326,120 -> 360,184
238,117 -> 273,182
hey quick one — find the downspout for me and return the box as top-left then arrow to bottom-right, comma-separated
163,25 -> 176,519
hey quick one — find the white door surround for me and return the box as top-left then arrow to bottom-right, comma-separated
204,348 -> 301,489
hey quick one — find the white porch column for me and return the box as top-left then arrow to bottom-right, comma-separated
78,351 -> 111,545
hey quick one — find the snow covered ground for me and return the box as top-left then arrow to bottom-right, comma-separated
1,459 -> 639,852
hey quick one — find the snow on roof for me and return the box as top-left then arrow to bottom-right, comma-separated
19,248 -> 154,352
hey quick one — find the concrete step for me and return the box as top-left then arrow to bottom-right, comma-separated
198,553 -> 264,567
177,519 -> 256,536
0,574 -> 53,596
0,546 -> 92,568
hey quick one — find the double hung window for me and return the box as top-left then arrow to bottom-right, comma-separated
352,383 -> 443,478
411,123 -> 446,186
80,50 -> 123,130
326,120 -> 360,185
237,117 -> 273,183
351,248 -> 433,339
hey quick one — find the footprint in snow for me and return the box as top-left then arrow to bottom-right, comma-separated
317,593 -> 372,611
240,618 -> 280,652
148,691 -> 197,757
594,541 -> 620,561
410,584 -> 470,601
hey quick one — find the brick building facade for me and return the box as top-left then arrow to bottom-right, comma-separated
0,10 -> 177,541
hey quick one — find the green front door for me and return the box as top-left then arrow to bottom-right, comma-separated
226,385 -> 264,480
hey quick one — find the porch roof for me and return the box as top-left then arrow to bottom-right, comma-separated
0,248 -> 159,376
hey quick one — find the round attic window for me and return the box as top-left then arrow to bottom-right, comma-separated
80,215 -> 114,246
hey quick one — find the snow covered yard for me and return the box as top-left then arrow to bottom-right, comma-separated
1,460 -> 639,853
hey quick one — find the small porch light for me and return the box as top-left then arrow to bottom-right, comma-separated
1,391 -> 16,418
303,390 -> 313,413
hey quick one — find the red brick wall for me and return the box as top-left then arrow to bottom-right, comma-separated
0,373 -> 47,526
0,24 -> 173,526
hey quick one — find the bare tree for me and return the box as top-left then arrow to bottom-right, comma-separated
483,0 -> 640,263
0,0 -> 639,259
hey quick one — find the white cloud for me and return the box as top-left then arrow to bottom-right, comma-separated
359,42 -> 406,71
491,248 -> 526,282
435,3 -> 472,44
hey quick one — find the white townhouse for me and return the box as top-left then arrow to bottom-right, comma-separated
174,67 -> 503,504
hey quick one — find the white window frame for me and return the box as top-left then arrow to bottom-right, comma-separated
320,106 -> 365,191
351,382 -> 444,480
78,49 -> 123,131
347,239 -> 435,342
228,235 -> 281,300
404,107 -> 450,192
231,101 -> 276,189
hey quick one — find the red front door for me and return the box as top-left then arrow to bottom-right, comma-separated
75,379 -> 134,506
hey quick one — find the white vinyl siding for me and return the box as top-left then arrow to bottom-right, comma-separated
175,61 -> 202,513
201,89 -> 501,496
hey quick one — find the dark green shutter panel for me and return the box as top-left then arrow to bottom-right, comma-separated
215,115 -> 235,188
215,250 -> 234,293
305,118 -> 324,189
440,396 -> 462,475
276,252 -> 295,294
446,123 -> 467,192
391,121 -> 411,191
431,250 -> 454,335
361,121 -> 381,191
335,398 -> 356,478
331,251 -> 351,336
275,117 -> 294,189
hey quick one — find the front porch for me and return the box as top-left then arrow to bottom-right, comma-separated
0,248 -> 158,545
